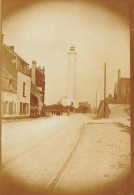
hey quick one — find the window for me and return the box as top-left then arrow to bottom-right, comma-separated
23,82 -> 26,97
20,102 -> 23,115
23,103 -> 28,115
9,102 -> 13,115
23,103 -> 26,115
13,103 -> 16,114
3,101 -> 8,115
12,59 -> 16,64
26,104 -> 29,114
24,66 -> 26,72
9,79 -> 13,90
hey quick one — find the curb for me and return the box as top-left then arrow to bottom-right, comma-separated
119,122 -> 130,128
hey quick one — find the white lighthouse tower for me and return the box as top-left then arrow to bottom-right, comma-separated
67,46 -> 78,108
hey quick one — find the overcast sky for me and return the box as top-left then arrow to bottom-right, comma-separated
2,0 -> 130,106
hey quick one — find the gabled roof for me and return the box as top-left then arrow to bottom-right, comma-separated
2,66 -> 17,92
2,66 -> 16,81
3,43 -> 30,77
3,43 -> 29,66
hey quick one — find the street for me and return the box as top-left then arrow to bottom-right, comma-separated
1,113 -> 130,195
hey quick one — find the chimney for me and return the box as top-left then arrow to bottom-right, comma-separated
37,66 -> 41,72
31,61 -> 36,85
118,69 -> 121,83
43,66 -> 45,75
114,82 -> 116,97
10,46 -> 14,52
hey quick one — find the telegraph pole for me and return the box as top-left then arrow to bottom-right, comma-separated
96,92 -> 97,111
0,0 -> 2,172
94,99 -> 95,113
130,1 -> 134,190
104,63 -> 106,118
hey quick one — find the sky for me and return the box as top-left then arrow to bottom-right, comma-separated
2,0 -> 130,106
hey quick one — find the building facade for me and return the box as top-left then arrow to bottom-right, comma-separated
17,71 -> 31,116
30,61 -> 45,116
2,35 -> 45,118
114,70 -> 130,104
2,39 -> 31,118
77,101 -> 91,113
2,67 -> 18,117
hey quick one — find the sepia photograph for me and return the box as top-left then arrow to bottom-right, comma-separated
0,0 -> 133,194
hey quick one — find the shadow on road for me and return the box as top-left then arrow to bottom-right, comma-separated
0,171 -> 132,195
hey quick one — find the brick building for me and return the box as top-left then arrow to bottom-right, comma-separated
2,36 -> 45,118
114,70 -> 130,104
30,61 -> 45,116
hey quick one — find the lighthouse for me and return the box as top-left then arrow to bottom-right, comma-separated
67,46 -> 78,108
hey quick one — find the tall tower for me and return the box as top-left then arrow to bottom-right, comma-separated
67,46 -> 78,108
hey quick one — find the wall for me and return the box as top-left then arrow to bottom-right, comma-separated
2,45 -> 17,79
17,71 -> 31,116
1,90 -> 18,117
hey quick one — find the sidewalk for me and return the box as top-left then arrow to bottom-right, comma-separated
2,115 -> 50,123
119,119 -> 130,128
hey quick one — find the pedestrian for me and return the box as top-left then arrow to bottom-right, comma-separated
67,109 -> 70,116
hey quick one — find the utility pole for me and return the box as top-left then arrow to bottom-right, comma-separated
96,92 -> 97,111
130,1 -> 134,191
104,63 -> 106,118
94,99 -> 95,113
0,0 -> 2,172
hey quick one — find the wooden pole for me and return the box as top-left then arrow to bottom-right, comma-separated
96,92 -> 97,111
130,1 -> 134,189
94,99 -> 95,112
0,0 -> 2,172
74,49 -> 76,100
104,63 -> 106,118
